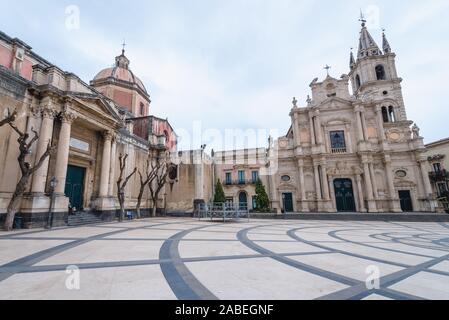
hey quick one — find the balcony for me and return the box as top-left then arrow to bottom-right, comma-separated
429,170 -> 449,182
331,147 -> 347,154
224,180 -> 257,186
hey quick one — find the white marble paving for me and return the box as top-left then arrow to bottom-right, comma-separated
0,218 -> 448,300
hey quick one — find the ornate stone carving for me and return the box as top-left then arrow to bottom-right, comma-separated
60,110 -> 77,124
29,105 -> 42,118
42,107 -> 57,119
327,162 -> 363,176
102,130 -> 114,141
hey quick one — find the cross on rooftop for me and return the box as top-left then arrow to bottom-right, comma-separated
324,64 -> 331,76
121,40 -> 126,54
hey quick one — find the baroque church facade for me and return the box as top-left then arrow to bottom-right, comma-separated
0,20 -> 439,228
0,31 -> 177,228
210,21 -> 437,214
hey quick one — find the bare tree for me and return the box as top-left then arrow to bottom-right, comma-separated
0,109 -> 17,128
116,154 -> 137,222
136,158 -> 155,219
4,122 -> 55,231
149,155 -> 168,217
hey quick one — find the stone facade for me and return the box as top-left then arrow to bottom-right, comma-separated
425,138 -> 449,211
213,148 -> 269,211
207,22 -> 438,214
0,21 -> 444,229
0,30 -> 177,227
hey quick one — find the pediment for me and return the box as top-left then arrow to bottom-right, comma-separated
317,97 -> 352,110
71,94 -> 123,125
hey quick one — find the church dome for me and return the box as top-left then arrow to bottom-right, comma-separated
92,50 -> 148,95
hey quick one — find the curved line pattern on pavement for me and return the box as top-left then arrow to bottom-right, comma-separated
0,221 -> 185,282
159,225 -> 219,301
1,219 -> 449,300
287,226 -> 449,300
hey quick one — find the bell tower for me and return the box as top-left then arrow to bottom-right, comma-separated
348,14 -> 407,122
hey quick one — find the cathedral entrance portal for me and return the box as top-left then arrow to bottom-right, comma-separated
65,165 -> 86,213
334,179 -> 356,212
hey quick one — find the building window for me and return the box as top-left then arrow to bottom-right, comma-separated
382,107 -> 389,123
238,171 -> 246,184
140,103 -> 145,115
355,74 -> 361,90
388,106 -> 396,122
375,65 -> 386,80
281,175 -> 291,182
437,182 -> 448,197
330,131 -> 347,153
433,163 -> 442,173
382,106 -> 396,123
252,171 -> 259,184
225,172 -> 232,185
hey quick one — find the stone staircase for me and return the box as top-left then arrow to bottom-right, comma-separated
68,212 -> 103,227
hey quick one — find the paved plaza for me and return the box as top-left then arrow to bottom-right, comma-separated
0,218 -> 449,300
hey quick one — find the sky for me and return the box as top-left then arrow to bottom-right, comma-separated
1,0 -> 448,151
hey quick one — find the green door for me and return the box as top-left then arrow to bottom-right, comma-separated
65,165 -> 86,212
399,190 -> 413,212
334,179 -> 356,212
283,193 -> 294,213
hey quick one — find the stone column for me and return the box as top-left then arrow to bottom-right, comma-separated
363,160 -> 377,212
108,136 -> 117,196
99,131 -> 113,198
314,164 -> 322,200
355,174 -> 366,212
54,111 -> 77,194
355,110 -> 364,142
298,160 -> 309,212
31,107 -> 55,194
309,114 -> 316,145
360,111 -> 368,141
419,158 -> 437,211
315,113 -> 323,145
384,157 -> 401,212
369,163 -> 379,199
292,113 -> 301,146
375,106 -> 386,141
321,164 -> 330,201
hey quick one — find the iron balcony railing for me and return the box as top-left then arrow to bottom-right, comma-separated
224,179 -> 258,186
429,170 -> 449,182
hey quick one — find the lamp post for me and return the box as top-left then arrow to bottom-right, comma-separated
46,177 -> 58,229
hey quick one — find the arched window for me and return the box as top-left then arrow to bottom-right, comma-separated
140,102 -> 145,115
382,107 -> 389,123
388,106 -> 396,122
355,74 -> 361,90
375,65 -> 386,80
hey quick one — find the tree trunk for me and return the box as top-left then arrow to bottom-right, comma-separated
118,192 -> 125,222
4,175 -> 29,231
136,189 -> 144,219
152,205 -> 157,218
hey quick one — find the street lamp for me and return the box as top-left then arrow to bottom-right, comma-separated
46,177 -> 58,229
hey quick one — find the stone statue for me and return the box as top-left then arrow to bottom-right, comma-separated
292,97 -> 298,108
412,123 -> 420,139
